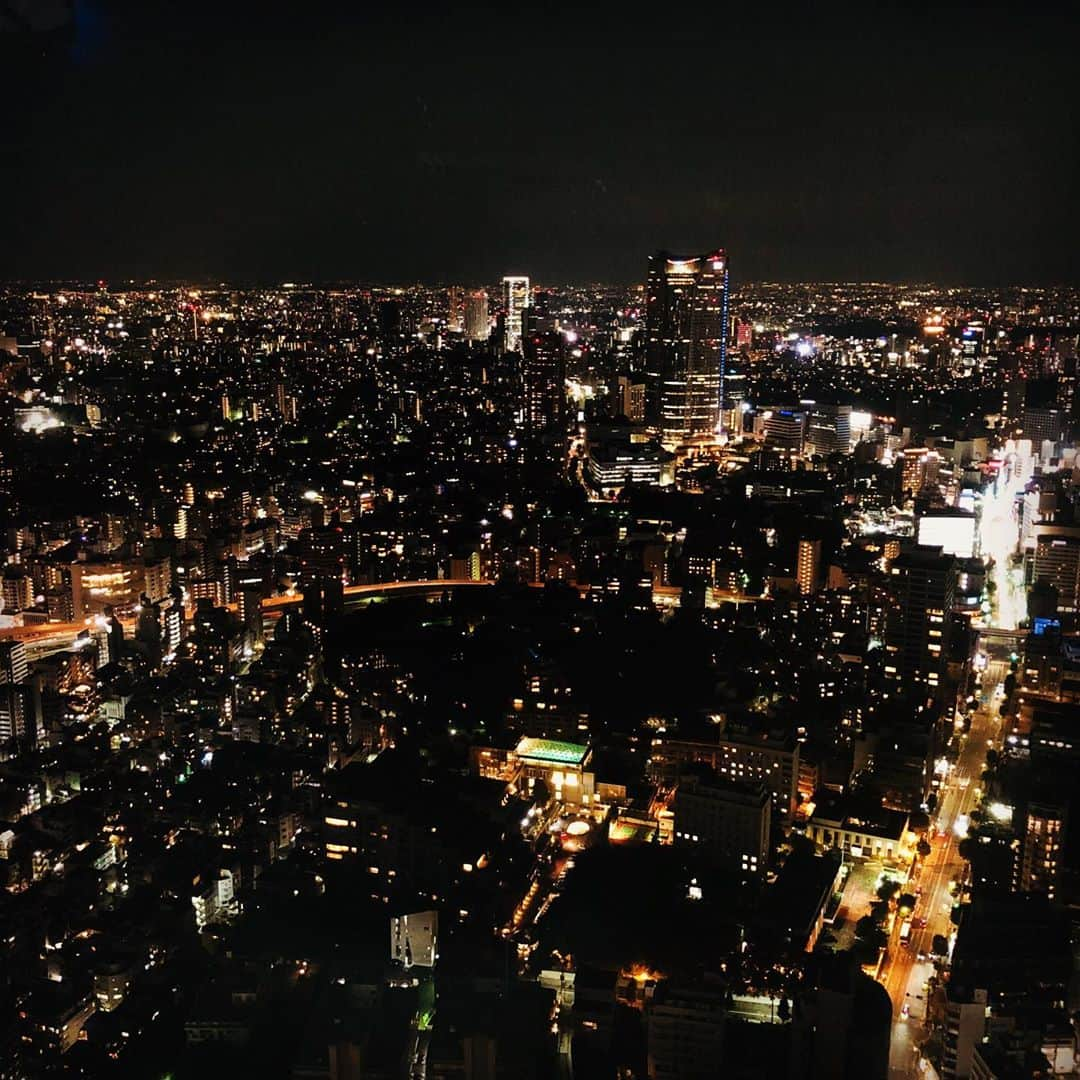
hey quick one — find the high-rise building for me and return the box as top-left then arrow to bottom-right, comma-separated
760,409 -> 806,453
1000,377 -> 1026,431
1022,405 -> 1063,449
805,403 -> 852,456
501,276 -> 530,354
797,538 -> 822,596
521,331 -> 567,458
942,988 -> 987,1080
644,250 -> 730,445
0,679 -> 35,742
237,584 -> 265,648
899,447 -> 931,503
299,516 -> 346,626
616,376 -> 646,423
1030,527 -> 1080,625
464,289 -> 489,342
1014,801 -> 1065,900
1,569 -> 33,613
884,545 -> 956,699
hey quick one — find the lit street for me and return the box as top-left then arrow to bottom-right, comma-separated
886,662 -> 1008,1078
1,17 -> 1070,1072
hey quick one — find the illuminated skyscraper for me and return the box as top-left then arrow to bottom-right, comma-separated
644,250 -> 730,445
502,275 -> 530,354
797,538 -> 822,596
522,330 -> 567,459
464,290 -> 489,342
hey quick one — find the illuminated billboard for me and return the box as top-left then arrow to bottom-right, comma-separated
916,512 -> 977,559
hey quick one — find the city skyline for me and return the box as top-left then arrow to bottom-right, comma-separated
2,266 -> 1079,1079
3,4 -> 1080,1078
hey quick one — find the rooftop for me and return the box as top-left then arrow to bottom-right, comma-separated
515,737 -> 589,767
807,790 -> 909,841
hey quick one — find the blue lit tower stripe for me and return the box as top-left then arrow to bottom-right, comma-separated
718,259 -> 730,437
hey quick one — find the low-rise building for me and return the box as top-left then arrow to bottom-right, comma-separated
805,791 -> 910,865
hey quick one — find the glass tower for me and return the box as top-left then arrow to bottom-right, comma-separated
645,250 -> 730,446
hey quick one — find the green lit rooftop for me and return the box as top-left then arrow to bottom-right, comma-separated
515,737 -> 589,766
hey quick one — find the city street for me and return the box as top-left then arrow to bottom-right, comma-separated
979,465 -> 1026,631
885,455 -> 1022,1076
886,660 -> 1007,1078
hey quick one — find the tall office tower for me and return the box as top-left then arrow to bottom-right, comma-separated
760,409 -> 806,452
501,276 -> 530,353
1014,801 -> 1064,900
796,538 -> 822,596
884,545 -> 956,700
805,403 -> 852,456
298,516 -> 346,625
446,286 -> 464,332
464,290 -> 489,342
521,330 -> 567,458
644,250 -> 730,445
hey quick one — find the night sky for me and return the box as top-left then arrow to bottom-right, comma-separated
5,3 -> 1078,285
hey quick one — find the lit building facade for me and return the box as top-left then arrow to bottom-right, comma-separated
502,275 -> 530,354
513,737 -> 595,806
1015,801 -> 1064,900
654,729 -> 799,819
644,250 -> 730,445
797,539 -> 822,596
464,289 -> 489,342
884,545 -> 956,699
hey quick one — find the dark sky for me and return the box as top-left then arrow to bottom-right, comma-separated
4,3 -> 1078,285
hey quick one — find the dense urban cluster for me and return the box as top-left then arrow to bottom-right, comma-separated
0,264 -> 1079,1080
